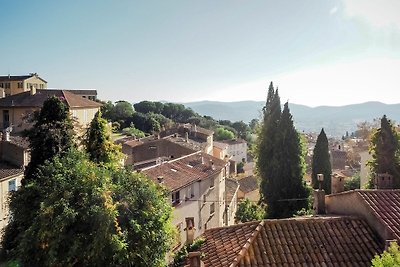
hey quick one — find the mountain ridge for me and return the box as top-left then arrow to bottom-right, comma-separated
184,101 -> 400,137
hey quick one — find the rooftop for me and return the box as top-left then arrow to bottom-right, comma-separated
218,139 -> 247,145
0,89 -> 101,108
190,216 -> 382,267
0,162 -> 24,181
142,152 -> 226,192
238,175 -> 259,194
0,73 -> 47,83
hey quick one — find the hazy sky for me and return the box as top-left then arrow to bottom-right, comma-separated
1,0 -> 399,107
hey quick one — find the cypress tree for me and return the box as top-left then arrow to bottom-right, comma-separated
257,83 -> 309,218
84,111 -> 123,167
311,128 -> 332,194
367,115 -> 400,188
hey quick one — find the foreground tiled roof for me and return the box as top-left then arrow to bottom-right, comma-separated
0,89 -> 101,108
0,162 -> 24,180
194,216 -> 383,267
357,190 -> 400,240
142,152 -> 226,192
238,176 -> 258,194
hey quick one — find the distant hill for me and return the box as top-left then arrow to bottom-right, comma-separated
185,101 -> 400,137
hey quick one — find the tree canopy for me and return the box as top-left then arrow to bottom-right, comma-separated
311,128 -> 332,194
257,83 -> 309,218
367,115 -> 400,188
235,199 -> 265,223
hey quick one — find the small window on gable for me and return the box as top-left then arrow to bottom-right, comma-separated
210,203 -> 215,215
172,191 -> 181,206
209,177 -> 215,189
8,179 -> 16,192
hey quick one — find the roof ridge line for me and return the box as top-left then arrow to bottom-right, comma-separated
61,90 -> 72,107
230,220 -> 265,267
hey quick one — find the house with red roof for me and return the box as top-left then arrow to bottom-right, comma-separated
0,88 -> 101,132
142,152 -> 236,250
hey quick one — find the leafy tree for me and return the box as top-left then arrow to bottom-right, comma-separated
100,100 -> 115,121
2,96 -> 76,257
129,112 -> 161,133
249,118 -> 259,132
311,128 -> 332,194
257,83 -> 309,218
214,127 -> 235,140
235,199 -> 265,223
344,173 -> 360,191
3,150 -> 174,266
84,111 -> 123,167
122,125 -> 146,138
133,100 -> 158,113
232,121 -> 250,139
113,101 -> 134,122
371,241 -> 400,267
237,162 -> 245,173
367,115 -> 400,188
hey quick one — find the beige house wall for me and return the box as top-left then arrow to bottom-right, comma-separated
0,106 -> 99,133
171,165 -> 228,249
0,76 -> 47,96
0,173 -> 23,236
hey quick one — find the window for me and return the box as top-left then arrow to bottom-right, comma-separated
172,191 -> 180,206
210,203 -> 215,215
17,82 -> 23,88
4,83 -> 10,89
186,184 -> 194,199
8,179 -> 16,192
209,177 -> 215,189
3,110 -> 10,128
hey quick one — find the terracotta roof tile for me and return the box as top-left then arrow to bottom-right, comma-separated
0,89 -> 101,108
238,176 -> 259,194
357,190 -> 400,240
142,152 -> 226,192
0,162 -> 23,180
194,216 -> 383,267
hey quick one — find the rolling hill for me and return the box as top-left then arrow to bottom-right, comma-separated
184,101 -> 400,137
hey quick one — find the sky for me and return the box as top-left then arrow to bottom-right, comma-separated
1,0 -> 399,107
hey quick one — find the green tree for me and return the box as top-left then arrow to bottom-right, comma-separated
367,115 -> 400,188
214,127 -> 235,140
2,97 -> 76,257
257,83 -> 309,218
311,128 -> 332,194
235,199 -> 265,223
114,101 -> 134,122
3,150 -> 174,266
371,242 -> 400,267
232,121 -> 250,139
84,111 -> 123,167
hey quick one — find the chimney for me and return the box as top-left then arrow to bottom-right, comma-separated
157,176 -> 164,184
184,217 -> 196,245
375,173 -> 394,189
210,160 -> 215,170
188,252 -> 204,267
185,132 -> 189,142
331,174 -> 345,194
0,88 -> 5,98
201,156 -> 204,164
313,174 -> 325,215
2,131 -> 10,142
30,85 -> 36,95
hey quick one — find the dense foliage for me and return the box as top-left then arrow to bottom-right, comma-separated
235,199 -> 265,223
2,99 -> 175,266
371,242 -> 400,267
311,128 -> 332,194
257,83 -> 309,218
367,115 -> 400,188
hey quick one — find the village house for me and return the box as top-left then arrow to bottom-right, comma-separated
0,73 -> 47,97
142,152 -> 234,250
0,88 -> 101,133
0,134 -> 29,236
215,139 -> 247,163
237,175 -> 260,202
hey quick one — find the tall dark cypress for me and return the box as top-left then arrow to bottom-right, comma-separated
257,83 -> 309,218
367,115 -> 400,188
312,128 -> 332,194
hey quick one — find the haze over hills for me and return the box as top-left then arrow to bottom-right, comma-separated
185,101 -> 400,137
